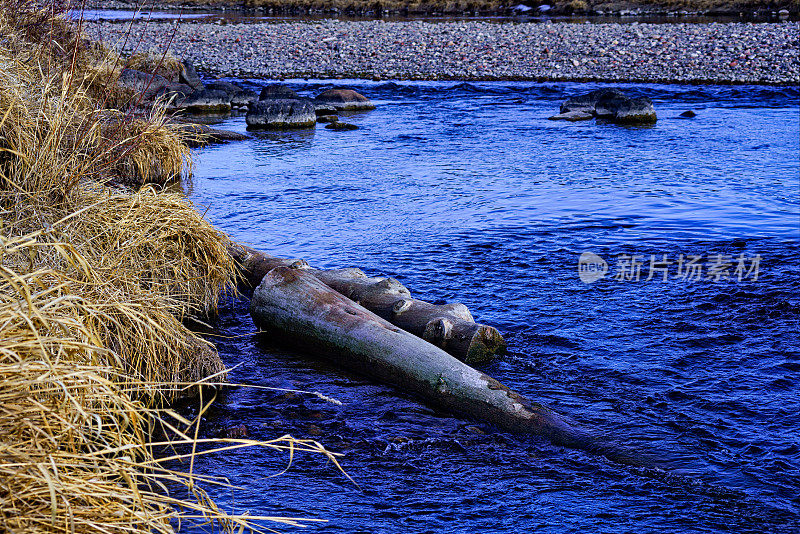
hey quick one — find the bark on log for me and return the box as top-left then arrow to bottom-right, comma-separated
251,266 -> 643,465
229,244 -> 505,364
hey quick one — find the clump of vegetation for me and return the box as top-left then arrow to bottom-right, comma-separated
0,1 -> 339,531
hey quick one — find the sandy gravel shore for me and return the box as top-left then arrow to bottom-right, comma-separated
87,20 -> 800,84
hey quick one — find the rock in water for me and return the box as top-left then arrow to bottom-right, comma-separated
176,123 -> 250,146
180,59 -> 204,91
560,88 -> 625,114
325,122 -> 358,131
181,89 -> 232,113
559,88 -> 657,125
246,99 -> 317,130
259,84 -> 301,100
317,115 -> 338,123
594,93 -> 631,118
679,110 -> 697,118
206,80 -> 257,109
232,90 -> 258,109
548,110 -> 594,121
314,104 -> 339,116
314,88 -> 375,111
609,97 -> 657,124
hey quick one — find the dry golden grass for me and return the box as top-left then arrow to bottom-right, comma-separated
0,32 -> 190,190
1,2 -> 341,532
0,232 -> 342,533
127,49 -> 184,81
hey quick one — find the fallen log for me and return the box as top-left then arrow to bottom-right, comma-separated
229,244 -> 505,364
251,266 -> 643,465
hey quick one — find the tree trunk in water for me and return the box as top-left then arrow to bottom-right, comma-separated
251,266 -> 643,465
229,244 -> 505,364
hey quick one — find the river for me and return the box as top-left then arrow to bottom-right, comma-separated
181,80 -> 799,533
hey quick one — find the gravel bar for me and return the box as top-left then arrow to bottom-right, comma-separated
87,20 -> 800,84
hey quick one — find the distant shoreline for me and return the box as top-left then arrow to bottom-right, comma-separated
87,19 -> 800,85
84,0 -> 797,19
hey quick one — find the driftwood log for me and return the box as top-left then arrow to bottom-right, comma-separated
251,266 -> 642,465
229,244 -> 505,364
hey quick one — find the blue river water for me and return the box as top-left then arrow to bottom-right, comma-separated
181,80 -> 799,533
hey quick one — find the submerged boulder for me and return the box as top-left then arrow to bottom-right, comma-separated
558,88 -> 657,125
548,110 -> 594,121
609,97 -> 657,124
560,88 -> 625,114
594,93 -> 632,119
314,88 -> 375,111
246,99 -> 317,130
325,122 -> 358,131
176,123 -> 250,147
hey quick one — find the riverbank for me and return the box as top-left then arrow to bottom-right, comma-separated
88,19 -> 800,84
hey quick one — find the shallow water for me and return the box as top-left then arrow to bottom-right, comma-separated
183,80 -> 799,532
77,8 -> 785,23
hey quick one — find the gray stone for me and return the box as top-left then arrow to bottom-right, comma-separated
594,94 -> 631,118
325,122 -> 358,131
232,89 -> 258,108
205,80 -> 257,108
560,88 -> 625,114
610,97 -> 657,124
246,99 -> 317,129
180,59 -> 204,91
156,83 -> 194,109
679,110 -> 697,118
177,123 -> 250,147
204,128 -> 250,143
205,80 -> 244,96
181,89 -> 232,113
118,68 -> 169,99
316,115 -> 338,123
548,110 -> 594,121
314,104 -> 339,116
259,84 -> 301,100
314,88 -> 375,111
560,89 -> 657,125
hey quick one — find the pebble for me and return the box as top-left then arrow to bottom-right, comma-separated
87,20 -> 800,84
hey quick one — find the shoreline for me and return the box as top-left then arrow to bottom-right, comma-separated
84,0 -> 798,19
87,19 -> 800,85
